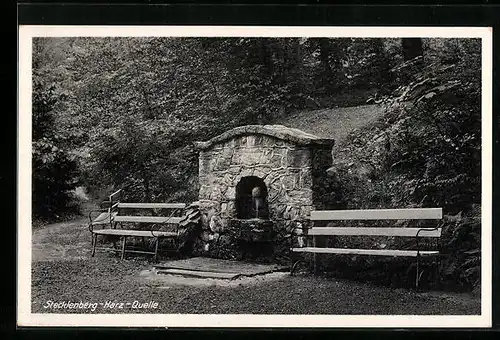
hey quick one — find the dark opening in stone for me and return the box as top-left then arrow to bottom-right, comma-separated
235,176 -> 269,219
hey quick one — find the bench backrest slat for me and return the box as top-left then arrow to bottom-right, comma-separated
117,202 -> 186,209
308,227 -> 442,237
114,216 -> 182,224
310,208 -> 442,221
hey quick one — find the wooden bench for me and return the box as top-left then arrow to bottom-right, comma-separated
290,208 -> 443,290
88,189 -> 186,261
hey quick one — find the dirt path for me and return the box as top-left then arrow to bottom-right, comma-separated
32,217 -> 91,262
32,187 -> 100,262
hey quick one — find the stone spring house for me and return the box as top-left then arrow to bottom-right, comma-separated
193,125 -> 336,263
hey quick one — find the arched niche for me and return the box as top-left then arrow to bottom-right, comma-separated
235,176 -> 269,219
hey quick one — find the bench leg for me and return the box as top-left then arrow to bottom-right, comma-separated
121,236 -> 127,260
435,255 -> 441,289
154,238 -> 160,262
291,259 -> 303,276
91,234 -> 97,257
384,261 -> 392,287
312,236 -> 318,275
415,254 -> 422,291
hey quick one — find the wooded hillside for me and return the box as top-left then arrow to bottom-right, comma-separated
32,37 -> 482,291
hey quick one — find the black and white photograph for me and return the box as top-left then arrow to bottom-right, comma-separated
17,26 -> 492,328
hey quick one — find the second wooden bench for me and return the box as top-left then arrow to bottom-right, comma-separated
290,208 -> 443,290
88,190 -> 186,261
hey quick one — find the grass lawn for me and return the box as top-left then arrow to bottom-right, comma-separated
30,218 -> 480,315
31,258 -> 480,315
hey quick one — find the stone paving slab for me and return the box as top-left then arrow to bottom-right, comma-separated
154,257 -> 289,277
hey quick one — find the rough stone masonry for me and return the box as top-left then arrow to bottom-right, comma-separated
193,125 -> 336,263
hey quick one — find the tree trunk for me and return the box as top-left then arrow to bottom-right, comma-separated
372,39 -> 392,88
289,38 -> 303,88
141,165 -> 151,202
259,39 -> 274,78
318,38 -> 333,81
401,38 -> 424,61
318,38 -> 345,93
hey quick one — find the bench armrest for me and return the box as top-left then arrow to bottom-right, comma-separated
415,226 -> 440,237
88,209 -> 107,222
88,209 -> 113,232
415,226 -> 441,257
100,200 -> 112,209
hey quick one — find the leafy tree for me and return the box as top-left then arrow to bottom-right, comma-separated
32,68 -> 79,217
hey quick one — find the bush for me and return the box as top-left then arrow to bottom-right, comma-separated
440,207 -> 481,292
324,39 -> 481,291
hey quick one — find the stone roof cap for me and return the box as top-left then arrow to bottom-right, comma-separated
194,125 -> 335,150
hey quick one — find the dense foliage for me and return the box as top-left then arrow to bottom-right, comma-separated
330,39 -> 482,292
32,37 -> 482,292
32,37 -> 398,205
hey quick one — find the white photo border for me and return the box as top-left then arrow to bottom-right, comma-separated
17,25 -> 493,328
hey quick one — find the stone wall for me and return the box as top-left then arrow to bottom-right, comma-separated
198,134 -> 313,224
194,125 -> 335,264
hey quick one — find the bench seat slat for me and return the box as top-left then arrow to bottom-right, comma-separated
92,229 -> 177,237
310,208 -> 442,221
114,216 -> 182,224
117,203 -> 186,209
291,247 -> 439,257
308,227 -> 442,237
